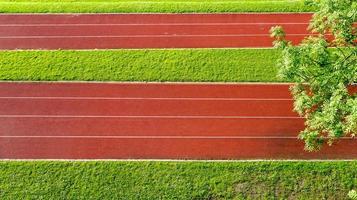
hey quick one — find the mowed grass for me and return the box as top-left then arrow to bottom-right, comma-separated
0,161 -> 356,199
0,49 -> 282,82
0,0 -> 314,13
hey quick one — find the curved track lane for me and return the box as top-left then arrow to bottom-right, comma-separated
0,82 -> 356,159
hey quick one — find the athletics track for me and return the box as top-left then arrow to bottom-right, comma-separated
0,82 -> 356,159
1,13 -> 356,159
0,13 -> 312,49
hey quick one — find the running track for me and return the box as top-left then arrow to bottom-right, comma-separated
0,82 -> 356,159
0,13 -> 313,49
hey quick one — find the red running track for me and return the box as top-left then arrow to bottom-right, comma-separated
0,82 -> 356,159
0,13 -> 313,49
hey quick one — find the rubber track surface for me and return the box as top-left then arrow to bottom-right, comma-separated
0,82 -> 356,159
0,13 -> 313,49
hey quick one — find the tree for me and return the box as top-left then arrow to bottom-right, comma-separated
349,190 -> 357,200
270,0 -> 357,151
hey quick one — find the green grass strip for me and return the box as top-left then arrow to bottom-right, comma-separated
0,0 -> 314,13
0,49 -> 283,82
0,161 -> 356,199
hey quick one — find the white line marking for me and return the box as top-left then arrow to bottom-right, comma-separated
0,34 -> 314,39
0,23 -> 311,26
0,135 -> 354,139
2,159 -> 356,162
0,96 -> 292,101
0,115 -> 303,119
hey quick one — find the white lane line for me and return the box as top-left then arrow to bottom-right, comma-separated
0,34 -> 315,39
0,96 -> 292,101
0,23 -> 311,26
0,115 -> 303,119
0,135 -> 354,139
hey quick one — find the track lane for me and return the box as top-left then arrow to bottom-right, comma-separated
0,117 -> 304,137
0,98 -> 297,116
0,24 -> 310,36
0,82 -> 293,98
1,138 -> 356,159
0,14 -> 313,24
0,35 -> 306,49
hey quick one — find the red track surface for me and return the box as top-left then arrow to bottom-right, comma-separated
0,82 -> 356,159
0,13 -> 313,49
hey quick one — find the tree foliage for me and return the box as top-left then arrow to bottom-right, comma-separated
270,0 -> 357,151
349,190 -> 357,200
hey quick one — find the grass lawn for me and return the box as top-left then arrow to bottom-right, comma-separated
0,161 -> 356,199
0,49 -> 283,82
0,0 -> 314,13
